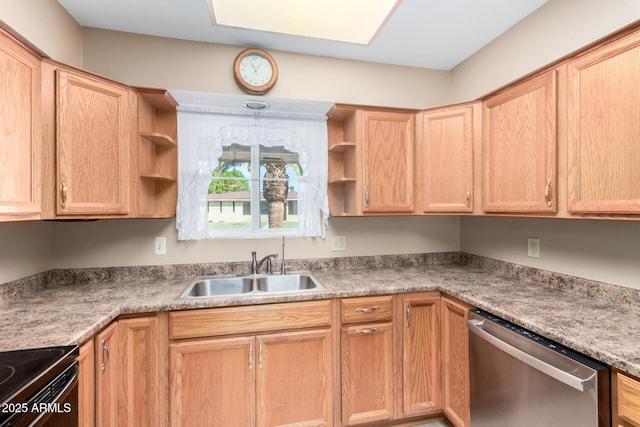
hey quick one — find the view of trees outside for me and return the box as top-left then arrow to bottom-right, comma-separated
207,144 -> 300,231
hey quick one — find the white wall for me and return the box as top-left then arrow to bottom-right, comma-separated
451,0 -> 640,102
0,222 -> 50,283
461,217 -> 640,289
80,28 -> 450,109
0,0 -> 82,67
50,216 -> 460,269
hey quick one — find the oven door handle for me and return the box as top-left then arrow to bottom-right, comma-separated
467,319 -> 595,392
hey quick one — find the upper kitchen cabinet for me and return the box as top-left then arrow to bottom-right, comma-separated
0,27 -> 42,221
41,60 -> 136,218
482,70 -> 557,214
566,28 -> 640,215
327,105 -> 416,216
417,102 -> 480,213
134,88 -> 178,218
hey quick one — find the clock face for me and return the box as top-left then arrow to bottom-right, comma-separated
234,49 -> 278,94
239,54 -> 273,87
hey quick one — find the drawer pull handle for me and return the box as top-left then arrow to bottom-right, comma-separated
356,328 -> 379,334
356,306 -> 379,313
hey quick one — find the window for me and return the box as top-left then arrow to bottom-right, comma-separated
176,103 -> 329,240
207,144 -> 302,236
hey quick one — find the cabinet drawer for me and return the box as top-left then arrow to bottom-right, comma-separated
170,300 -> 332,340
341,295 -> 393,325
617,371 -> 640,426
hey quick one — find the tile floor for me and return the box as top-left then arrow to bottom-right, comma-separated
414,421 -> 451,427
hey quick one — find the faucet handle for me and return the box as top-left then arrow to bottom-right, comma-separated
280,263 -> 292,275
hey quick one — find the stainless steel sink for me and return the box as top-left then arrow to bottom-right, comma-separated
182,276 -> 253,297
178,272 -> 324,299
256,274 -> 320,292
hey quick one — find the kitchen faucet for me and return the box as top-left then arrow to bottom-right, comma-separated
251,251 -> 278,274
280,236 -> 288,275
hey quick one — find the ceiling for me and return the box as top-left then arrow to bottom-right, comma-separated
56,0 -> 548,70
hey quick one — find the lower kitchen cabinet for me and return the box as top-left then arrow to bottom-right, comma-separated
256,330 -> 334,427
77,340 -> 95,427
118,315 -> 168,427
169,301 -> 334,427
95,322 -> 119,427
340,322 -> 395,425
170,330 -> 333,427
401,293 -> 441,417
89,314 -> 168,427
170,336 -> 255,427
613,369 -> 640,427
339,295 -> 395,426
441,296 -> 473,427
78,295 -> 471,427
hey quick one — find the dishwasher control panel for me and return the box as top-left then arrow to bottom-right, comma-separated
470,308 -> 608,370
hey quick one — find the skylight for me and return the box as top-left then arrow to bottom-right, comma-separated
209,0 -> 401,45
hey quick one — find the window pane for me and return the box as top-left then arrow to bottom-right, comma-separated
259,146 -> 300,229
208,144 -> 251,230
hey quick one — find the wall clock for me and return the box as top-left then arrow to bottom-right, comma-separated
233,48 -> 278,95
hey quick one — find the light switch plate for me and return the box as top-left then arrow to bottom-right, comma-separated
527,238 -> 540,258
330,235 -> 347,252
155,236 -> 167,255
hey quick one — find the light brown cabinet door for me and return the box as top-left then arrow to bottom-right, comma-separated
95,322 -> 119,427
56,69 -> 131,215
567,30 -> 640,214
118,316 -> 168,427
441,296 -> 473,427
341,322 -> 394,425
256,329 -> 334,427
170,336 -> 255,427
0,29 -> 41,220
613,370 -> 640,427
483,70 -> 557,213
362,110 -> 414,213
402,293 -> 441,417
77,341 -> 95,427
419,104 -> 477,213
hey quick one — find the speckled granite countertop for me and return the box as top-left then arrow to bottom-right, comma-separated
1,253 -> 639,377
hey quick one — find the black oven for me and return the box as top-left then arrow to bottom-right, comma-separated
0,345 -> 79,427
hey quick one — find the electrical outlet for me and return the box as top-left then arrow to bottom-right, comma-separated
527,238 -> 540,258
330,235 -> 347,252
155,236 -> 167,256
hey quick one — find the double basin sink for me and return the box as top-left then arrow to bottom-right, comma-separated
178,272 -> 324,299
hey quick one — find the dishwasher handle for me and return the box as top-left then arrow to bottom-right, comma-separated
467,319 -> 595,392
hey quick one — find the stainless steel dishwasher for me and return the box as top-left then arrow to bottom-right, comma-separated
468,309 -> 610,427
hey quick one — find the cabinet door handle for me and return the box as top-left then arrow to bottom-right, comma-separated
544,178 -> 552,208
356,328 -> 379,334
248,342 -> 253,370
258,342 -> 263,369
356,306 -> 379,313
466,186 -> 472,208
60,179 -> 68,209
406,303 -> 411,328
100,340 -> 109,373
364,186 -> 369,209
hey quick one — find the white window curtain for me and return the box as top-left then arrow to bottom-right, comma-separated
176,104 -> 329,240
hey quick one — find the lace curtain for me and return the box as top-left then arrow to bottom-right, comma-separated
176,104 -> 329,240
